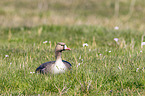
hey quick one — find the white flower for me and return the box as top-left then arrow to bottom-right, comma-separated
140,50 -> 142,52
10,62 -> 12,65
136,68 -> 139,72
99,54 -> 102,56
114,38 -> 119,42
141,42 -> 145,46
43,41 -> 48,44
49,41 -> 51,43
108,51 -> 111,53
114,26 -> 119,30
89,49 -> 91,51
79,55 -> 81,59
5,55 -> 9,57
30,71 -> 35,74
77,63 -> 81,67
118,66 -> 121,70
81,59 -> 83,61
83,43 -> 88,47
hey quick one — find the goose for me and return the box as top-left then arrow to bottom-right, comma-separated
35,42 -> 72,74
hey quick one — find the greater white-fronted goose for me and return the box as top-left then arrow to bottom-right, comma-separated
35,42 -> 72,74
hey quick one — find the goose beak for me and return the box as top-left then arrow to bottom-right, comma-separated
64,45 -> 71,50
65,48 -> 71,50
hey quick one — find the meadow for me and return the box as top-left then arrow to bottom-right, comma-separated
0,0 -> 145,95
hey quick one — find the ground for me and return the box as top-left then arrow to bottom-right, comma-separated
0,0 -> 145,95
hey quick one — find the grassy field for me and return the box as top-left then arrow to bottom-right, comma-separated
0,0 -> 145,95
0,25 -> 145,95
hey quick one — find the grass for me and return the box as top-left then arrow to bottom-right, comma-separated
0,0 -> 145,95
0,25 -> 145,95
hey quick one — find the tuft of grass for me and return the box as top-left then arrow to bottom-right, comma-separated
0,25 -> 145,95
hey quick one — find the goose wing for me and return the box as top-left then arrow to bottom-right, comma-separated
35,61 -> 55,74
62,60 -> 72,69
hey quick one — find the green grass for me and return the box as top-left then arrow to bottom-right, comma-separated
0,0 -> 145,95
0,25 -> 145,95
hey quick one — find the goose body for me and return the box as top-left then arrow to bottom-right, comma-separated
35,42 -> 71,74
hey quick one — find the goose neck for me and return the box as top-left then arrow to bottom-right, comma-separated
55,51 -> 62,60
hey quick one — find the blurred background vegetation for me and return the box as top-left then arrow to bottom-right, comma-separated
0,0 -> 145,30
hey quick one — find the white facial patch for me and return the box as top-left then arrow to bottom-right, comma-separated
64,45 -> 68,49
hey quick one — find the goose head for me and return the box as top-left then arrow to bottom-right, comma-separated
55,42 -> 71,52
55,42 -> 71,59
